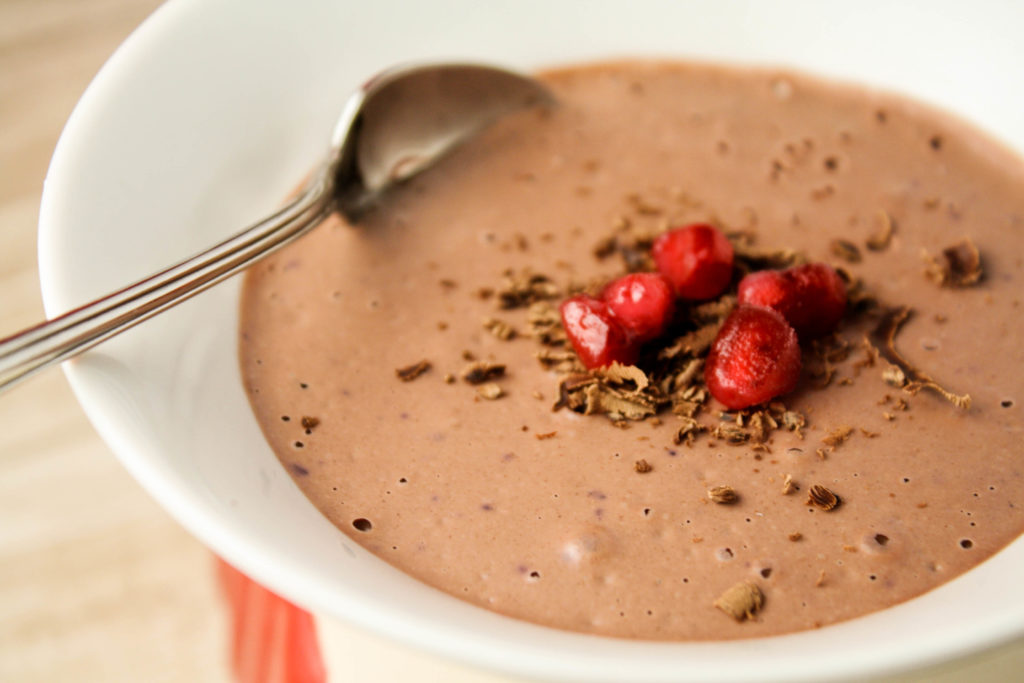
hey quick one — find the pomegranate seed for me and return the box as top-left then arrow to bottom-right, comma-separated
705,304 -> 801,410
560,295 -> 638,369
737,263 -> 847,339
652,223 -> 734,300
601,273 -> 675,343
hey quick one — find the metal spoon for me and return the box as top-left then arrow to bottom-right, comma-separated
0,63 -> 553,391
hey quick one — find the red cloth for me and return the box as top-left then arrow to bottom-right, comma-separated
216,558 -> 326,683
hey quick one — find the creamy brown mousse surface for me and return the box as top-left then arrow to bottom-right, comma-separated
239,61 -> 1024,640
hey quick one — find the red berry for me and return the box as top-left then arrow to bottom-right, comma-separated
652,223 -> 734,300
705,304 -> 801,410
601,273 -> 675,343
560,295 -> 637,369
737,263 -> 847,339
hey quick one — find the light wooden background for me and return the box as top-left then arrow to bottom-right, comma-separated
3,2 -> 1023,682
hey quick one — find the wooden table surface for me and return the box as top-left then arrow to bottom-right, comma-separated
3,2 -> 1024,682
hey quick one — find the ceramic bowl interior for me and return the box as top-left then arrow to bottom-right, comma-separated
39,1 -> 1024,681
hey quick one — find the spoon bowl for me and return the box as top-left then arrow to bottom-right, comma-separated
0,62 -> 551,391
333,63 -> 553,218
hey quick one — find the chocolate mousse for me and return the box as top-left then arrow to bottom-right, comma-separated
238,61 -> 1024,640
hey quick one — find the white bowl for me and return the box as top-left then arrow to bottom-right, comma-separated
39,0 -> 1024,680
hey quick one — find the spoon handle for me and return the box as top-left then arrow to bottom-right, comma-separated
0,172 -> 333,392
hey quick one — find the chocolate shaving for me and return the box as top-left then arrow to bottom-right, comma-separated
553,364 -> 669,422
807,485 -> 840,511
713,581 -> 764,621
811,184 -> 835,200
619,238 -> 656,272
675,383 -> 706,403
482,317 -> 517,340
713,423 -> 750,445
870,306 -> 971,409
496,269 -> 561,309
830,238 -> 862,264
592,235 -> 617,259
781,410 -> 806,436
708,485 -> 739,504
634,459 -> 653,473
674,416 -> 705,444
526,301 -> 566,346
923,238 -> 983,287
806,334 -> 853,389
590,223 -> 658,273
853,337 -> 879,374
599,362 -> 650,391
690,295 -> 739,322
592,386 -> 661,421
300,416 -> 320,431
730,233 -> 806,272
626,192 -> 663,216
667,360 -> 704,399
658,322 -> 722,361
461,361 -> 506,385
838,268 -> 877,313
817,334 -> 851,363
866,210 -> 895,251
535,348 -> 581,374
781,474 -> 798,495
396,360 -> 431,382
747,411 -> 776,443
881,365 -> 907,388
477,383 -> 504,400
822,425 -> 854,448
726,229 -> 757,250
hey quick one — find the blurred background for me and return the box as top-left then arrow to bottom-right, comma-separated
0,1 -> 230,680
